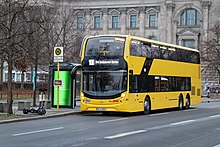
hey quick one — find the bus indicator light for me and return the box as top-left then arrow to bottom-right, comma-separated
86,99 -> 90,103
109,100 -> 119,103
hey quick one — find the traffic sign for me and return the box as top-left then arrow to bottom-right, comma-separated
54,47 -> 63,62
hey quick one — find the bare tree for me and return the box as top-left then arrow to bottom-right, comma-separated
0,0 -> 37,114
49,3 -> 84,63
31,3 -> 83,66
35,3 -> 60,66
20,4 -> 47,106
14,57 -> 29,89
31,2 -> 88,66
20,2 -> 84,106
200,21 -> 220,83
0,1 -> 87,111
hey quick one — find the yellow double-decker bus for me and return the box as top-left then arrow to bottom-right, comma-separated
80,35 -> 201,114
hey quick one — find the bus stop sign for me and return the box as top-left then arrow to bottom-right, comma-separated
54,47 -> 63,62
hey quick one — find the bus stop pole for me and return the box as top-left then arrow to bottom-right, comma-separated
57,62 -> 60,112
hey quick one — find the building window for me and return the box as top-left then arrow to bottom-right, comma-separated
94,16 -> 101,29
77,16 -> 83,29
112,16 -> 119,29
149,14 -> 157,27
4,73 -> 8,82
26,73 -> 31,82
16,73 -> 21,82
12,73 -> 15,82
130,15 -> 137,28
180,9 -> 200,26
182,39 -> 195,48
149,36 -> 157,41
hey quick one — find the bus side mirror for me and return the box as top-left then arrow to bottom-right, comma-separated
129,70 -> 133,75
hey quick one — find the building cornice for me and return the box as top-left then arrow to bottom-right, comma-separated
201,1 -> 212,9
165,1 -> 175,11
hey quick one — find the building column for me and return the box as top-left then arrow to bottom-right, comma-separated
178,38 -> 182,46
173,20 -> 178,44
139,7 -> 145,37
102,8 -> 108,34
201,1 -> 212,41
120,8 -> 126,35
85,8 -> 91,35
195,38 -> 199,49
165,1 -> 175,43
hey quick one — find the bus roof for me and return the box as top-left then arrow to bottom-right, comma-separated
86,35 -> 199,53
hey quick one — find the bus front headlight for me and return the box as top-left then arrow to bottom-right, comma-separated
120,93 -> 126,102
121,93 -> 126,98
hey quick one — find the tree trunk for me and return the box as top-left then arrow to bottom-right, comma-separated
33,60 -> 38,107
0,59 -> 4,85
7,54 -> 13,114
218,70 -> 220,84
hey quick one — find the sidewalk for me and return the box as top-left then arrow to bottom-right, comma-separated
0,99 -> 81,124
0,107 -> 80,124
202,93 -> 220,103
1,94 -> 220,124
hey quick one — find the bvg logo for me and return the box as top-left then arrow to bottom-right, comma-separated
55,48 -> 61,55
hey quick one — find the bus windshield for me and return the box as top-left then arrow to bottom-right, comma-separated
82,70 -> 127,98
85,37 -> 125,57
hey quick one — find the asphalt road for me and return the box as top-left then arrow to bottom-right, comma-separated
1,102 -> 220,147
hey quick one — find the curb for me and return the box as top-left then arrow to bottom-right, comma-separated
0,110 -> 81,124
1,99 -> 220,124
202,99 -> 220,103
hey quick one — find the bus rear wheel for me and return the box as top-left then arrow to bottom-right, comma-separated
143,97 -> 151,115
185,95 -> 190,109
178,95 -> 184,110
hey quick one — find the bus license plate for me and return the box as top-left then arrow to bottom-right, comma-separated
96,108 -> 106,111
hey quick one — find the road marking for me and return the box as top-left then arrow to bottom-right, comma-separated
72,143 -> 84,147
169,120 -> 196,126
72,138 -> 98,147
209,114 -> 220,118
104,113 -> 220,140
210,106 -> 220,108
98,118 -> 128,123
74,128 -> 88,132
147,124 -> 171,131
184,109 -> 198,112
104,130 -> 147,139
86,137 -> 98,140
149,112 -> 169,116
213,144 -> 220,147
12,127 -> 64,136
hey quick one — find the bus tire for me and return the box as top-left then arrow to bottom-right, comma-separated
184,94 -> 190,109
178,94 -> 184,110
143,97 -> 151,115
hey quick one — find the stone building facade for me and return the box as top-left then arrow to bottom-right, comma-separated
49,0 -> 218,48
49,0 -> 219,83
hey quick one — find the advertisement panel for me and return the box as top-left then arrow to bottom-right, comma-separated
53,70 -> 72,107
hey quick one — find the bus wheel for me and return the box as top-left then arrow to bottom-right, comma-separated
143,97 -> 151,114
178,95 -> 184,110
185,95 -> 190,109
